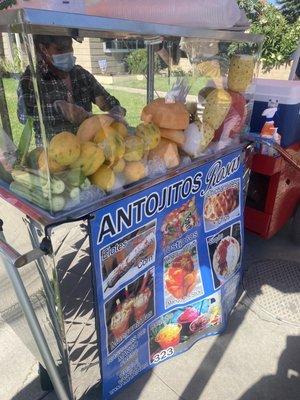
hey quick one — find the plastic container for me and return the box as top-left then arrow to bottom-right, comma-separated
250,79 -> 300,148
84,0 -> 242,29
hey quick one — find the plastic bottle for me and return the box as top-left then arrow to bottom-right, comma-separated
260,107 -> 277,155
270,128 -> 282,156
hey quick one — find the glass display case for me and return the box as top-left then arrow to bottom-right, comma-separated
0,6 -> 263,219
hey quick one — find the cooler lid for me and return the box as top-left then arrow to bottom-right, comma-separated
253,78 -> 300,105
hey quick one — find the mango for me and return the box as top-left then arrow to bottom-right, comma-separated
123,161 -> 147,184
38,150 -> 65,173
111,121 -> 128,138
124,136 -> 144,162
71,141 -> 105,176
77,114 -> 114,142
49,131 -> 80,166
90,165 -> 115,192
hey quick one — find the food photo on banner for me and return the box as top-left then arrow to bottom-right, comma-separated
89,148 -> 245,399
148,292 -> 222,364
100,221 -> 157,299
203,178 -> 241,232
105,270 -> 155,353
206,222 -> 242,290
163,240 -> 204,309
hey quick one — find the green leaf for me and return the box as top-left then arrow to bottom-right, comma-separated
0,0 -> 17,11
17,117 -> 33,166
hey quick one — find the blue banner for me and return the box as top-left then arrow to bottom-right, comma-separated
89,148 -> 245,399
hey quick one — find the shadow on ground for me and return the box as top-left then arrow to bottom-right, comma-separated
238,335 -> 300,400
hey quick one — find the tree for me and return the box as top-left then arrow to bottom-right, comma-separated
237,0 -> 264,21
238,0 -> 300,71
0,0 -> 17,10
277,0 -> 300,24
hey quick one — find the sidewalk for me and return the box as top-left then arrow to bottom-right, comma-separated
1,222 -> 299,400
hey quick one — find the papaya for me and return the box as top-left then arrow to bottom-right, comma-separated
123,161 -> 147,184
136,122 -> 161,151
124,136 -> 144,162
111,121 -> 128,138
77,114 -> 114,142
90,165 -> 115,192
38,150 -> 65,173
49,131 -> 80,166
71,141 -> 105,176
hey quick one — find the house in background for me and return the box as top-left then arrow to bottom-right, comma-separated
0,32 -> 294,81
0,32 -> 144,78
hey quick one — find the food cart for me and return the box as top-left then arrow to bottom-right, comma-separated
0,3 -> 263,399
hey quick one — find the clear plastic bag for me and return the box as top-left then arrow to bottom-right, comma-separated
0,128 -> 17,173
85,0 -> 243,29
54,100 -> 92,125
165,78 -> 190,104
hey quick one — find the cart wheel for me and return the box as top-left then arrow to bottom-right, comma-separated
291,206 -> 300,244
38,363 -> 53,392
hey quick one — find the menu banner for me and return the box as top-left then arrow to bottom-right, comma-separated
89,148 -> 245,399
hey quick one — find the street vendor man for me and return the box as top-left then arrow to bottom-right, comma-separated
17,35 -> 125,144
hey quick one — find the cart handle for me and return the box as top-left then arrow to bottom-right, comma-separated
0,227 -> 70,400
0,220 -> 51,268
245,136 -> 300,173
0,239 -> 47,268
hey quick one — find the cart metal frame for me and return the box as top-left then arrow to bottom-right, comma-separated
0,6 -> 263,400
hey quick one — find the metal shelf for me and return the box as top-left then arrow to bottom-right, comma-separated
1,8 -> 263,43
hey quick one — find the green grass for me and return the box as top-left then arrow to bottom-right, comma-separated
2,78 -> 146,146
106,74 -> 208,96
93,89 -> 146,127
2,78 -> 23,146
1,75 -> 205,147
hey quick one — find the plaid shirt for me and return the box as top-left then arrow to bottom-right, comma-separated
17,61 -> 120,143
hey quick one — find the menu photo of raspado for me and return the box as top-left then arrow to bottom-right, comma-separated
203,178 -> 241,233
148,292 -> 222,365
105,269 -> 155,354
100,221 -> 156,299
206,222 -> 242,290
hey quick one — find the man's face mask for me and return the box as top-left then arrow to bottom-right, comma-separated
51,52 -> 76,72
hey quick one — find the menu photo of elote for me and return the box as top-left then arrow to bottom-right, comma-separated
105,270 -> 155,353
163,241 -> 204,309
101,221 -> 156,298
203,179 -> 240,232
148,293 -> 222,364
161,197 -> 200,248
